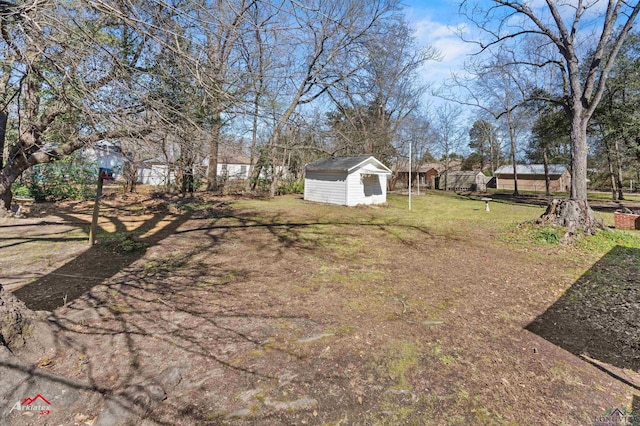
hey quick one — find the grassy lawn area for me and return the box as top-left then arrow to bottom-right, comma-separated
486,187 -> 640,203
2,190 -> 639,425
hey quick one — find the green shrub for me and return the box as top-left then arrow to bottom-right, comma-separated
12,184 -> 32,198
532,226 -> 563,244
277,179 -> 304,195
30,154 -> 98,201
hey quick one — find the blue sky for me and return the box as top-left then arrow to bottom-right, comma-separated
402,0 -> 475,94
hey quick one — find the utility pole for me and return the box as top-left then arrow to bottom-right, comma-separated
408,140 -> 412,211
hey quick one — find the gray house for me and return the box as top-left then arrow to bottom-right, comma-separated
304,156 -> 391,206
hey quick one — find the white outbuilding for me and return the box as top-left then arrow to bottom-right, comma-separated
304,156 -> 392,206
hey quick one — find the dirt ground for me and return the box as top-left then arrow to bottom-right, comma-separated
1,191 -> 639,425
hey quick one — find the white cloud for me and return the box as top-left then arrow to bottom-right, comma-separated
411,16 -> 476,86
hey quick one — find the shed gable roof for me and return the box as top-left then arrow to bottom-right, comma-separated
495,164 -> 568,175
305,156 -> 391,173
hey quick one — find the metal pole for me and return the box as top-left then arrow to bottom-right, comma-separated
408,141 -> 412,211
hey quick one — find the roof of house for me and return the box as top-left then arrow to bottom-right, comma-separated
305,156 -> 391,173
441,170 -> 484,177
494,164 -> 569,175
218,154 -> 251,165
394,160 -> 462,173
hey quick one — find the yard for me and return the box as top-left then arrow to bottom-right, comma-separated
1,190 -> 639,425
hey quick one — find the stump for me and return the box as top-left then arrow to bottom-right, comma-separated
0,285 -> 36,352
537,199 -> 604,238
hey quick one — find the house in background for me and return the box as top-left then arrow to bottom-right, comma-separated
82,142 -> 127,179
438,170 -> 487,192
138,157 -> 176,186
217,153 -> 251,180
494,164 -> 570,192
393,160 -> 462,189
139,153 -> 251,187
304,156 -> 391,206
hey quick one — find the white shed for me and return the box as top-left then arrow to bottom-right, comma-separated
304,156 -> 391,206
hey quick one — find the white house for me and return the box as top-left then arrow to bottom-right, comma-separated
138,158 -> 175,186
304,156 -> 391,206
83,142 -> 126,179
217,154 -> 251,180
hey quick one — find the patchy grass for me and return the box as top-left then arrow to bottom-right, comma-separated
4,190 -> 640,425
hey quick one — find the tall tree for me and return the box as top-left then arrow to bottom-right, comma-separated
461,0 -> 640,233
527,107 -> 571,195
0,0 -> 157,212
433,104 -> 465,191
327,14 -> 438,165
258,0 -> 402,197
469,119 -> 499,173
591,32 -> 640,200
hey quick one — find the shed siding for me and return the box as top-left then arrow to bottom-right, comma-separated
496,172 -> 570,192
304,171 -> 348,205
346,172 -> 387,206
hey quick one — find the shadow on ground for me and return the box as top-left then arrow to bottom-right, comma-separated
12,202 -> 192,311
2,198 -> 442,425
472,192 -> 640,214
527,245 -> 640,390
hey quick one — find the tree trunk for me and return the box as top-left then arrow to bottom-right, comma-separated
122,160 -> 138,193
245,96 -> 260,192
538,198 -> 604,238
249,162 -> 263,191
269,148 -> 288,197
443,152 -> 449,191
181,162 -> 194,196
570,118 -> 589,200
206,112 -> 221,192
0,111 -> 7,170
0,188 -> 11,215
543,148 -> 551,196
0,285 -> 36,352
605,139 -> 618,200
507,110 -> 519,196
613,138 -> 625,201
0,163 -> 21,212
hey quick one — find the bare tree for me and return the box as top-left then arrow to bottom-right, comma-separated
441,50 -> 530,195
461,0 -> 640,233
397,111 -> 435,191
327,14 -> 439,165
432,104 -> 465,191
257,0 -> 401,197
469,118 -> 501,174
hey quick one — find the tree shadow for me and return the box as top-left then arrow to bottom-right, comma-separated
526,245 -> 640,390
2,198 -> 442,424
13,202 -> 192,311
